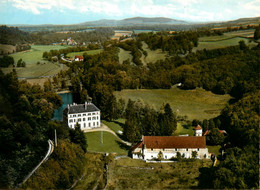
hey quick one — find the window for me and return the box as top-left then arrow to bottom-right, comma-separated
97,122 -> 99,126
97,116 -> 99,120
74,119 -> 76,122
92,117 -> 96,120
93,122 -> 95,126
88,113 -> 91,116
84,123 -> 86,128
151,155 -> 153,158
92,113 -> 96,115
151,148 -> 153,151
88,117 -> 91,121
163,148 -> 165,151
88,123 -> 91,127
69,119 -> 73,123
186,148 -> 188,151
175,148 -> 178,151
78,118 -> 81,122
165,155 -> 167,159
83,114 -> 86,116
83,118 -> 85,121
197,148 -> 200,151
73,115 -> 76,117
78,114 -> 81,117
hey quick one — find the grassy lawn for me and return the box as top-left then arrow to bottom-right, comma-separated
114,87 -> 231,121
102,119 -> 125,135
85,131 -> 129,155
66,49 -> 103,57
2,45 -> 68,78
74,153 -> 104,190
107,157 -> 212,189
173,123 -> 194,136
207,145 -> 221,156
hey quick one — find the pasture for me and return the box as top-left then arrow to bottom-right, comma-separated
107,157 -> 212,189
66,49 -> 103,57
2,45 -> 68,80
114,87 -> 231,121
118,48 -> 133,64
102,119 -> 125,135
85,131 -> 129,155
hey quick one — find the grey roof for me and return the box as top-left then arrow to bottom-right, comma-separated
68,103 -> 100,114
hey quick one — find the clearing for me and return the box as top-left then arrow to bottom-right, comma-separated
66,49 -> 103,58
114,87 -> 231,121
85,131 -> 129,155
107,157 -> 212,189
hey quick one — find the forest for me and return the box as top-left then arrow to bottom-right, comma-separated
0,69 -> 87,188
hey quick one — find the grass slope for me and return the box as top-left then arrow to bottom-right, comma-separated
102,119 -> 125,135
2,45 -> 68,78
114,87 -> 231,121
85,131 -> 129,155
173,123 -> 194,136
118,47 -> 133,64
140,42 -> 167,65
107,157 -> 212,189
66,49 -> 103,57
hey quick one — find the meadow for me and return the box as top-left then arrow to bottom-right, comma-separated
118,42 -> 167,65
85,131 -> 129,155
66,49 -> 103,57
2,45 -> 68,80
102,119 -> 125,135
194,29 -> 257,51
114,87 -> 231,121
107,157 -> 212,189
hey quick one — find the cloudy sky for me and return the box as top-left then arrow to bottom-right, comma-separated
0,0 -> 259,25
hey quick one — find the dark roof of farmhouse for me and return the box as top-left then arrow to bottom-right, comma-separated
132,136 -> 206,151
68,103 -> 100,114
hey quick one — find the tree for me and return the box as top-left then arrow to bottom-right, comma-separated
157,151 -> 163,160
206,128 -> 225,145
69,125 -> 87,152
161,103 -> 177,135
253,26 -> 260,40
239,40 -> 248,50
192,151 -> 198,158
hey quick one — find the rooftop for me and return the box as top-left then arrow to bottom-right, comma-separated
68,102 -> 100,114
132,136 -> 206,151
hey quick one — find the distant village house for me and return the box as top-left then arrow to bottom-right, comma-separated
74,55 -> 84,62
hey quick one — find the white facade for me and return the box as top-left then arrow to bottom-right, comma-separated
132,136 -> 210,160
67,102 -> 101,131
133,147 -> 209,160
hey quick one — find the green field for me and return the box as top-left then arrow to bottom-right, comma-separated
107,157 -> 212,189
140,42 -> 167,65
173,123 -> 194,136
118,47 -> 133,64
114,87 -> 231,121
2,45 -> 68,78
194,29 -> 257,51
118,42 -> 167,65
102,119 -> 125,135
85,131 -> 129,155
66,49 -> 103,57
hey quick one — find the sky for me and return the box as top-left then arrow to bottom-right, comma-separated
0,0 -> 259,25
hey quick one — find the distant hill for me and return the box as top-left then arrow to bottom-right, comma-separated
79,17 -> 189,27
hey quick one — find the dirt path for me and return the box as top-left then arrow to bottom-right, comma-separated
83,123 -> 132,146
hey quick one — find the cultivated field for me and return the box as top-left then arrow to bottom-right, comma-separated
85,131 -> 129,155
107,157 -> 212,189
0,44 -> 16,55
114,87 -> 231,121
66,49 -> 103,57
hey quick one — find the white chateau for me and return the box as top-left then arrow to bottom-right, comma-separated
132,136 -> 209,160
67,102 -> 101,130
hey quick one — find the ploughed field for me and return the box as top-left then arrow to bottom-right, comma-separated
114,87 -> 231,121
